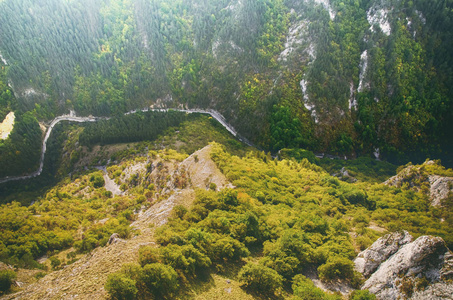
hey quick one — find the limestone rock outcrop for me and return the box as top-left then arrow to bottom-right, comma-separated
355,231 -> 453,299
355,230 -> 413,277
384,160 -> 453,207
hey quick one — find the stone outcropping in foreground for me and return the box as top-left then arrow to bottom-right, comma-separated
355,231 -> 453,299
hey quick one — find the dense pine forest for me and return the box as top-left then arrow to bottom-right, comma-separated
0,0 -> 452,172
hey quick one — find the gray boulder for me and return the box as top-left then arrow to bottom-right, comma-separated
356,232 -> 453,299
354,230 -> 413,277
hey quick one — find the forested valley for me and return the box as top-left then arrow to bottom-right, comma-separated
1,0 -> 453,299
0,0 -> 452,168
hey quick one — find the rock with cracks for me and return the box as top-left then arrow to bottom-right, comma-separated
354,230 -> 413,277
356,231 -> 453,299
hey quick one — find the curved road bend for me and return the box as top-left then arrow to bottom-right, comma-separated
0,109 -> 254,184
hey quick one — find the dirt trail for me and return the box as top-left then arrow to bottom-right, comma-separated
2,145 -> 231,300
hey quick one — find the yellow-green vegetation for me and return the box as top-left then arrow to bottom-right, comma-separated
0,145 -> 198,270
0,269 -> 16,294
0,172 -> 137,268
106,143 -> 452,299
1,115 -> 452,299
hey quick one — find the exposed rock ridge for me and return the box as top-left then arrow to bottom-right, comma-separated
1,145 -> 232,299
384,160 -> 453,207
355,231 -> 453,299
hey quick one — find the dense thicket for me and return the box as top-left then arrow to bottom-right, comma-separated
0,64 -> 42,177
106,143 -> 453,298
0,111 -> 42,177
0,0 -> 452,165
79,110 -> 192,146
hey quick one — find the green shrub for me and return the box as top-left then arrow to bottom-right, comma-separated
318,256 -> 355,281
50,256 -> 61,270
138,246 -> 160,267
349,290 -> 377,300
292,274 -> 340,300
90,172 -> 105,188
172,205 -> 188,219
160,244 -> 211,275
278,148 -> 317,163
219,189 -> 239,207
212,236 -> 250,261
261,252 -> 300,279
238,263 -> 283,295
209,182 -> 217,191
34,272 -> 46,280
0,269 -> 16,293
255,191 -> 266,202
105,272 -> 138,300
139,263 -> 178,297
120,263 -> 142,282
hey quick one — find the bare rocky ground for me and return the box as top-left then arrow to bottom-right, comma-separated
1,145 -> 232,300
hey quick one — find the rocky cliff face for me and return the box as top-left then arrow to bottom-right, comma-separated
355,231 -> 453,300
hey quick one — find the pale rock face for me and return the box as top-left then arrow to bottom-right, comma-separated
355,230 -> 413,277
429,175 -> 453,207
367,5 -> 391,36
358,50 -> 369,92
356,231 -> 453,300
0,51 -> 7,65
384,161 -> 453,207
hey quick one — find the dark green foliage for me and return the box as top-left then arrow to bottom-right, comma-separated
172,205 -> 188,219
264,229 -> 314,267
349,290 -> 377,300
90,172 -> 105,188
0,269 -> 16,293
238,263 -> 283,295
278,148 -> 317,164
0,111 -> 41,178
318,256 -> 355,282
49,256 -> 61,270
261,251 -> 300,280
138,246 -> 160,267
105,273 -> 138,300
319,156 -> 397,183
160,244 -> 211,275
211,236 -> 250,261
139,263 -> 179,297
0,0 -> 452,162
79,111 -> 190,147
270,106 -> 303,151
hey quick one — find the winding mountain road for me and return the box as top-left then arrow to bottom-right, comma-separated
0,108 -> 253,184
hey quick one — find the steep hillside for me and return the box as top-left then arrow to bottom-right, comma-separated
0,121 -> 452,298
1,145 -> 233,299
0,0 -> 452,164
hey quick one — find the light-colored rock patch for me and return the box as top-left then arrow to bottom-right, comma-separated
356,231 -> 453,300
355,230 -> 413,277
0,111 -> 15,140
